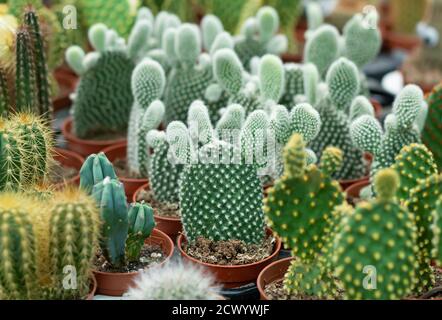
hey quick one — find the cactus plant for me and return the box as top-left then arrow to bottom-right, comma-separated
350,85 -> 425,180
126,261 -> 221,300
79,152 -> 117,192
422,83 -> 442,170
333,169 -> 420,300
432,196 -> 442,265
65,18 -> 151,138
127,59 -> 166,178
92,177 -> 129,268
390,0 -> 428,35
126,202 -> 155,262
264,133 -> 345,298
47,188 -> 101,299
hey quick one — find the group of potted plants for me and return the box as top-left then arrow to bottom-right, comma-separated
0,0 -> 441,301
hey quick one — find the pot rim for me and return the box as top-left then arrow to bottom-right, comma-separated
177,228 -> 282,270
345,179 -> 371,195
101,142 -> 149,184
256,257 -> 294,300
53,147 -> 84,188
61,117 -> 127,147
133,183 -> 182,222
92,228 -> 174,277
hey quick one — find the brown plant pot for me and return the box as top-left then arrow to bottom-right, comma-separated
93,228 -> 174,296
385,31 -> 421,52
85,275 -> 98,300
133,183 -> 183,241
53,147 -> 84,189
177,228 -> 282,289
53,67 -> 78,112
370,99 -> 383,119
61,117 -> 127,157
345,180 -> 370,205
257,257 -> 294,300
102,142 -> 148,200
281,53 -> 302,64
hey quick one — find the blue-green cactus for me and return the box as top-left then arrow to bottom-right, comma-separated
126,202 -> 155,262
79,153 -> 117,193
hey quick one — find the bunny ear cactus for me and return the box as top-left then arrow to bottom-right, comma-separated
279,63 -> 305,108
264,134 -> 345,298
391,144 -> 438,203
309,58 -> 366,180
422,83 -> 442,170
128,59 -> 166,178
66,20 -> 149,138
406,173 -> 442,292
351,85 -> 424,179
234,6 -> 287,70
79,152 -> 117,193
47,188 -> 101,299
92,177 -> 129,268
126,202 -> 155,262
432,197 -> 442,265
333,169 -> 420,300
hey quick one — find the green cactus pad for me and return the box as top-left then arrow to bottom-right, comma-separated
423,83 -> 442,170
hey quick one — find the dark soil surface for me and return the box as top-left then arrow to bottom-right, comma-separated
184,236 -> 275,266
113,158 -> 142,179
136,189 -> 181,218
48,160 -> 78,184
94,244 -> 165,273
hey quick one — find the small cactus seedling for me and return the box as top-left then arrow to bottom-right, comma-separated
126,202 -> 155,262
351,85 -> 425,181
92,177 -> 129,268
422,83 -> 442,170
79,152 -> 117,193
126,261 -> 221,300
333,169 -> 420,300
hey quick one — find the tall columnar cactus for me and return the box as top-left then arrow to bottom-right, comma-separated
92,177 -> 129,268
333,169 -> 420,300
308,58 -> 367,180
390,0 -> 428,35
406,173 -> 442,292
233,6 -> 287,70
127,59 -> 166,178
79,152 -> 117,192
47,188 -> 101,299
0,193 -> 42,300
391,144 -> 438,203
422,83 -> 442,170
174,104 -> 267,244
0,68 -> 9,116
264,134 -> 344,298
126,261 -> 221,300
350,85 -> 425,179
66,19 -> 150,138
213,49 -> 285,115
126,202 -> 155,262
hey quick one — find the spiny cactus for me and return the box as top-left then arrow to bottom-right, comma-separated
127,59 -> 166,178
0,192 -> 42,300
66,19 -> 150,138
406,173 -> 442,292
350,85 -> 425,180
92,177 -> 128,268
279,63 -> 305,108
432,196 -> 442,265
333,169 -> 420,300
79,152 -> 117,193
391,144 -> 438,203
308,58 -> 367,180
264,134 -> 345,298
0,68 -> 9,116
126,261 -> 221,300
422,83 -> 442,170
233,6 -> 287,70
47,188 -> 101,299
126,202 -> 155,262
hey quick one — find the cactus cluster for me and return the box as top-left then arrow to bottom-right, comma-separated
422,83 -> 442,170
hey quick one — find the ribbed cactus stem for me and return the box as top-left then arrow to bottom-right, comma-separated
0,68 -> 9,116
126,202 -> 155,262
79,153 -> 117,193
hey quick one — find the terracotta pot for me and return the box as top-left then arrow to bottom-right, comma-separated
85,275 -> 98,300
345,180 -> 370,205
53,67 -> 78,112
133,183 -> 183,240
61,117 -> 127,157
53,147 -> 84,189
281,53 -> 302,64
257,257 -> 294,300
93,228 -> 174,296
339,153 -> 372,191
385,31 -> 421,52
370,98 -> 383,119
178,228 -> 282,289
102,143 -> 148,200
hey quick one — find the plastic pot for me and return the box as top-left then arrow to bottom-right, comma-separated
53,148 -> 84,189
257,257 -> 294,300
345,180 -> 371,206
102,143 -> 148,200
93,228 -> 174,296
177,228 -> 282,289
133,183 -> 183,240
61,117 -> 127,157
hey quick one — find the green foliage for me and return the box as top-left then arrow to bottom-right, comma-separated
432,197 -> 442,265
422,83 -> 442,170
